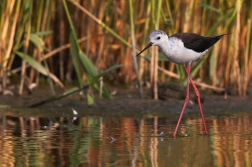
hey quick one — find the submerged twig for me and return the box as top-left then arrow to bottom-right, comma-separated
29,84 -> 89,107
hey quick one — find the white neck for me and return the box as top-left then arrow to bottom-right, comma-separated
157,35 -> 172,56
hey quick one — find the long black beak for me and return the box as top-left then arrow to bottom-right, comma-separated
136,42 -> 153,57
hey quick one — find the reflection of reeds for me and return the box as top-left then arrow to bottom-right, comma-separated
211,116 -> 252,167
1,112 -> 252,166
0,0 -> 251,97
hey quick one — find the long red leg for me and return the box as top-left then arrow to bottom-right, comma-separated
173,64 -> 191,137
183,65 -> 208,135
173,64 -> 208,137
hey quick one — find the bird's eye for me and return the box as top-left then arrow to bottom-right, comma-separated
156,37 -> 161,40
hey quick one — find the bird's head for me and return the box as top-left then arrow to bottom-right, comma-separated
136,30 -> 168,57
149,30 -> 168,46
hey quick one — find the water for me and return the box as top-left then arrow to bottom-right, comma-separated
1,108 -> 252,167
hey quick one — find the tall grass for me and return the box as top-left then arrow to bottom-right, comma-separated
0,0 -> 251,100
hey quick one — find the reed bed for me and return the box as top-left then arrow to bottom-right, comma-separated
0,0 -> 251,101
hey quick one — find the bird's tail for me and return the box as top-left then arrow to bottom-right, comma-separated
212,33 -> 231,39
206,33 -> 230,48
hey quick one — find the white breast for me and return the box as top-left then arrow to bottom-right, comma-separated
158,37 -> 208,65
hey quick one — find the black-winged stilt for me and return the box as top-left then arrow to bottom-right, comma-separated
136,30 -> 225,137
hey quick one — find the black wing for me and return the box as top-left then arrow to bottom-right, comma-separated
170,33 -> 223,53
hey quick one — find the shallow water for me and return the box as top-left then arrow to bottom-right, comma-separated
1,108 -> 252,167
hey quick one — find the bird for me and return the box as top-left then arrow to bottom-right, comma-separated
136,30 -> 225,137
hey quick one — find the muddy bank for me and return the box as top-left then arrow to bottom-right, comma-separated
0,84 -> 252,114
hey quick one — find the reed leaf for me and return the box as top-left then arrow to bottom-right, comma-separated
33,31 -> 53,36
15,52 -> 47,75
15,51 -> 64,88
63,0 -> 112,104
29,33 -> 44,52
199,2 -> 221,13
69,30 -> 83,87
